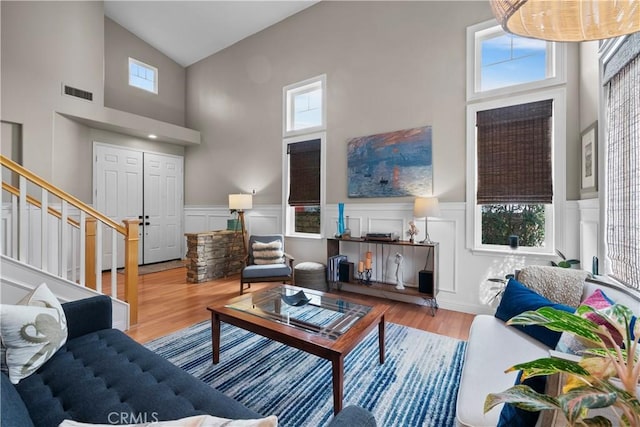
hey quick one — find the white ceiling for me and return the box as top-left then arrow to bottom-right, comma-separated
104,1 -> 318,67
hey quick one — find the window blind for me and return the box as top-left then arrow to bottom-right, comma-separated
476,99 -> 553,205
606,54 -> 640,289
287,139 -> 320,206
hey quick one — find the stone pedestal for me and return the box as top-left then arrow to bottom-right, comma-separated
185,230 -> 244,283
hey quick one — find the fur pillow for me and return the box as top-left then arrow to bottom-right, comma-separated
252,240 -> 285,265
518,265 -> 589,307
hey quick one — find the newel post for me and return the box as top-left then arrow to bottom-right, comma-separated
85,217 -> 97,290
123,219 -> 139,325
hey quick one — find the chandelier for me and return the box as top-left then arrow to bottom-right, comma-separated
490,0 -> 640,41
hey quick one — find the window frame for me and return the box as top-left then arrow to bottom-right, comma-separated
282,131 -> 326,239
466,20 -> 566,102
283,75 -> 326,138
128,57 -> 158,94
465,87 -> 567,255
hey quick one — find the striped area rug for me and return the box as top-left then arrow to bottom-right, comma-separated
145,321 -> 466,427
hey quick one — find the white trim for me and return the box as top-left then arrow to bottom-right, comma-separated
283,74 -> 326,138
466,20 -> 567,102
465,87 -> 567,254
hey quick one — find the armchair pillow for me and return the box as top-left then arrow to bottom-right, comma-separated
252,241 -> 285,265
517,265 -> 589,308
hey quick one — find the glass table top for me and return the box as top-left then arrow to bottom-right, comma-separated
226,285 -> 372,340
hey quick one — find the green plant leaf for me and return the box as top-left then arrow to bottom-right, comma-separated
582,415 -> 614,426
559,387 -> 618,424
509,357 -> 591,379
484,384 -> 559,413
508,307 -> 604,344
558,261 -> 572,268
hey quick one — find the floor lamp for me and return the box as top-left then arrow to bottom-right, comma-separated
413,197 -> 440,244
228,193 -> 253,255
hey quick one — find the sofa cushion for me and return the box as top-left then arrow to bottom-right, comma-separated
456,315 -> 550,427
0,283 -> 68,384
518,265 -> 588,307
495,278 -> 575,348
15,329 -> 260,427
1,373 -> 35,427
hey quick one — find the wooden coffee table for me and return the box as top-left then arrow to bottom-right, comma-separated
207,285 -> 388,415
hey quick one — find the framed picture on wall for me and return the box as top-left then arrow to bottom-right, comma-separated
581,121 -> 598,192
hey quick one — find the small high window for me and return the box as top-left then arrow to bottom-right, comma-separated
128,58 -> 158,94
467,20 -> 565,101
284,76 -> 325,136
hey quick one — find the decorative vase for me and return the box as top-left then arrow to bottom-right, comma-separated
337,203 -> 345,236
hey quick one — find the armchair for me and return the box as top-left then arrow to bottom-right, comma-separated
240,234 -> 294,294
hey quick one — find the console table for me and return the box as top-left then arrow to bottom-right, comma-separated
327,237 -> 439,315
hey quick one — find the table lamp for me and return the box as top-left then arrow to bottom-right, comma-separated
413,197 -> 440,244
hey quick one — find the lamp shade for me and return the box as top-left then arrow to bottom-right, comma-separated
490,0 -> 640,42
413,197 -> 440,218
228,194 -> 253,211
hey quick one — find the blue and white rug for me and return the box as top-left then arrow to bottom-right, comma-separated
145,321 -> 466,427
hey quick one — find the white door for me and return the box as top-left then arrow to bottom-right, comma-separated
143,152 -> 183,264
94,144 -> 184,267
95,145 -> 143,269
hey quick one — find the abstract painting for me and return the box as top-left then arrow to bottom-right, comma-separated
347,126 -> 433,198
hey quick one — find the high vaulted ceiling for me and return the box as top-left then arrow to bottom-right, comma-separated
104,1 -> 319,67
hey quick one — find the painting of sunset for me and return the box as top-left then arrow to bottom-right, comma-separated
347,126 -> 433,198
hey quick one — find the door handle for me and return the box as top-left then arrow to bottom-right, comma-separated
145,215 -> 149,219
145,222 -> 150,226
138,215 -> 143,220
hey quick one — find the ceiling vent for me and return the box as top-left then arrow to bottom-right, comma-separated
62,84 -> 93,102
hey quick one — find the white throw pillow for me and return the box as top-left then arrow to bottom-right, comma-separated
0,283 -> 68,384
58,414 -> 278,427
517,265 -> 589,307
252,240 -> 285,265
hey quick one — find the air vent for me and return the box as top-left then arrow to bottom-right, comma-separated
63,84 -> 93,102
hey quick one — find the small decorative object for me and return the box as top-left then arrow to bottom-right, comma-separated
394,253 -> 405,290
508,235 -> 519,249
581,121 -> 598,193
357,253 -> 373,286
343,216 -> 352,239
592,256 -> 599,276
281,290 -> 311,307
347,126 -> 433,198
336,203 -> 345,237
551,249 -> 580,268
407,221 -> 419,243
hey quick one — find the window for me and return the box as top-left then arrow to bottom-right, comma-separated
603,38 -> 640,288
128,58 -> 158,94
284,75 -> 326,136
467,20 -> 565,101
466,88 -> 566,253
283,75 -> 326,238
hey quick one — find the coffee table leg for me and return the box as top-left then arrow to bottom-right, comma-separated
212,312 -> 221,364
331,355 -> 344,415
378,314 -> 385,364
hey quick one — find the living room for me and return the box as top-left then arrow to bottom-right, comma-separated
2,1 -> 639,426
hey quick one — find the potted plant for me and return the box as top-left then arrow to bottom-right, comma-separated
551,249 -> 581,268
484,303 -> 640,426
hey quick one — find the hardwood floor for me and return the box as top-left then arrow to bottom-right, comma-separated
107,267 -> 475,343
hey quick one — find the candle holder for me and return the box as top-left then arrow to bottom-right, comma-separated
364,268 -> 372,286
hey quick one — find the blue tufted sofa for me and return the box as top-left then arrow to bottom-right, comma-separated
1,295 -> 376,427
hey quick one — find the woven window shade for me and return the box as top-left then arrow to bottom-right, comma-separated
287,139 -> 320,206
476,99 -> 553,205
606,54 -> 640,289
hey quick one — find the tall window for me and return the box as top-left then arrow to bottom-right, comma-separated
604,37 -> 640,288
466,20 -> 566,253
129,57 -> 158,94
283,75 -> 326,237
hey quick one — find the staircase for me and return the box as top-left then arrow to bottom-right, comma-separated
0,155 -> 139,327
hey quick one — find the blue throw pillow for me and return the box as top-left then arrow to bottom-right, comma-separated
497,371 -> 546,427
495,278 -> 575,348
